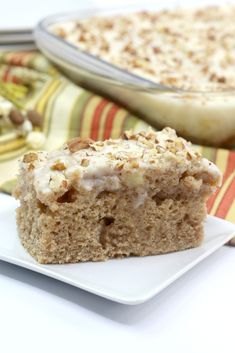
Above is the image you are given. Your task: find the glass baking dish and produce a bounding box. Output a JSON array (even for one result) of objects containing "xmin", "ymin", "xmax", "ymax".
[{"xmin": 34, "ymin": 1, "xmax": 235, "ymax": 147}]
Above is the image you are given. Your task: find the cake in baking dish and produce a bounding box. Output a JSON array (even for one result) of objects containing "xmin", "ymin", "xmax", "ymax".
[{"xmin": 51, "ymin": 6, "xmax": 235, "ymax": 91}]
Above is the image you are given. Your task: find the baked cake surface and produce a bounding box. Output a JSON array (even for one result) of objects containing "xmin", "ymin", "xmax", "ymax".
[
  {"xmin": 51, "ymin": 5, "xmax": 235, "ymax": 90},
  {"xmin": 14, "ymin": 128, "xmax": 221, "ymax": 264}
]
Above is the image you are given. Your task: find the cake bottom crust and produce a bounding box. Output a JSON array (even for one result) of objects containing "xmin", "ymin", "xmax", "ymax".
[{"xmin": 16, "ymin": 190, "xmax": 206, "ymax": 264}]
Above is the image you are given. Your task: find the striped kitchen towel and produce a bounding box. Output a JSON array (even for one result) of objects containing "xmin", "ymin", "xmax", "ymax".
[{"xmin": 0, "ymin": 50, "xmax": 234, "ymax": 245}]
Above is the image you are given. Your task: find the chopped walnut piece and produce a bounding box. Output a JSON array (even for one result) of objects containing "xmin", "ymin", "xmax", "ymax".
[
  {"xmin": 145, "ymin": 132, "xmax": 156, "ymax": 140},
  {"xmin": 28, "ymin": 163, "xmax": 35, "ymax": 172},
  {"xmin": 67, "ymin": 137, "xmax": 94, "ymax": 153},
  {"xmin": 207, "ymin": 33, "xmax": 215, "ymax": 41},
  {"xmin": 218, "ymin": 76, "xmax": 226, "ymax": 84},
  {"xmin": 81, "ymin": 158, "xmax": 89, "ymax": 167},
  {"xmin": 186, "ymin": 151, "xmax": 193, "ymax": 160},
  {"xmin": 23, "ymin": 152, "xmax": 38, "ymax": 163},
  {"xmin": 124, "ymin": 44, "xmax": 136, "ymax": 55},
  {"xmin": 78, "ymin": 33, "xmax": 86, "ymax": 42},
  {"xmin": 123, "ymin": 131, "xmax": 135, "ymax": 140},
  {"xmin": 115, "ymin": 162, "xmax": 124, "ymax": 170},
  {"xmin": 51, "ymin": 162, "xmax": 66, "ymax": 171},
  {"xmin": 152, "ymin": 46, "xmax": 161, "ymax": 54}
]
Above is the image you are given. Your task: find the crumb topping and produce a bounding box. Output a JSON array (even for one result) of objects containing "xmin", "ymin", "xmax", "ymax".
[
  {"xmin": 67, "ymin": 137, "xmax": 93, "ymax": 152},
  {"xmin": 50, "ymin": 5, "xmax": 235, "ymax": 90},
  {"xmin": 21, "ymin": 128, "xmax": 221, "ymax": 202}
]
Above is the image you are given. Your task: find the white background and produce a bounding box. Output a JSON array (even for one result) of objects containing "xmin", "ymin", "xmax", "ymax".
[{"xmin": 0, "ymin": 1, "xmax": 235, "ymax": 352}]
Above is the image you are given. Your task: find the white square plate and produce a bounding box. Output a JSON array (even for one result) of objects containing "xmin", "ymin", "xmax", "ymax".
[{"xmin": 0, "ymin": 193, "xmax": 235, "ymax": 305}]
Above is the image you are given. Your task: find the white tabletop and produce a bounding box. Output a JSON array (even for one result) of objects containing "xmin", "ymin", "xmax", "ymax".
[
  {"xmin": 1, "ymin": 243, "xmax": 235, "ymax": 352},
  {"xmin": 1, "ymin": 0, "xmax": 235, "ymax": 352}
]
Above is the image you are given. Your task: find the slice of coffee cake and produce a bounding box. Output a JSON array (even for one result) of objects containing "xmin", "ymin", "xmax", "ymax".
[{"xmin": 13, "ymin": 128, "xmax": 221, "ymax": 264}]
